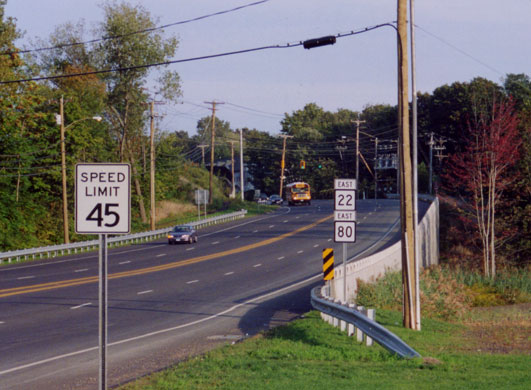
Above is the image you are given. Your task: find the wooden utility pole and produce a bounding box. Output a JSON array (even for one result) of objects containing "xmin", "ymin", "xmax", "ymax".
[
  {"xmin": 205, "ymin": 101, "xmax": 224, "ymax": 204},
  {"xmin": 149, "ymin": 101, "xmax": 156, "ymax": 231},
  {"xmin": 197, "ymin": 144, "xmax": 208, "ymax": 167},
  {"xmin": 229, "ymin": 141, "xmax": 237, "ymax": 198},
  {"xmin": 352, "ymin": 117, "xmax": 366, "ymax": 199},
  {"xmin": 60, "ymin": 96, "xmax": 69, "ymax": 244},
  {"xmin": 239, "ymin": 129, "xmax": 244, "ymax": 201},
  {"xmin": 398, "ymin": 0, "xmax": 419, "ymax": 330},
  {"xmin": 278, "ymin": 134, "xmax": 293, "ymax": 198}
]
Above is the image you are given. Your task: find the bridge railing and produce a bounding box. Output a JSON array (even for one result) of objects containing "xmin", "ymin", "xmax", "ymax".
[{"xmin": 0, "ymin": 209, "xmax": 247, "ymax": 264}]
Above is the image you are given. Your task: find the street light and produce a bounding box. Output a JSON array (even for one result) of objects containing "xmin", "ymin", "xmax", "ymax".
[{"xmin": 58, "ymin": 96, "xmax": 103, "ymax": 243}]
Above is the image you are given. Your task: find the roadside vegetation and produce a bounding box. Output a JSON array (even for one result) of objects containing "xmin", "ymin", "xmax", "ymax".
[{"xmin": 119, "ymin": 293, "xmax": 530, "ymax": 390}]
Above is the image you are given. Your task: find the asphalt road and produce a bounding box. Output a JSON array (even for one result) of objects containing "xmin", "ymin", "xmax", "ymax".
[{"xmin": 0, "ymin": 199, "xmax": 405, "ymax": 389}]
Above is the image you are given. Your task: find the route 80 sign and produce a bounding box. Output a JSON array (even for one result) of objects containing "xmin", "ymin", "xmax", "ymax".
[
  {"xmin": 75, "ymin": 163, "xmax": 131, "ymax": 234},
  {"xmin": 334, "ymin": 178, "xmax": 357, "ymax": 243}
]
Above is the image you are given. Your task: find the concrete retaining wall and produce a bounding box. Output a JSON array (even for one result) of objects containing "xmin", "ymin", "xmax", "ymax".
[{"xmin": 332, "ymin": 197, "xmax": 439, "ymax": 301}]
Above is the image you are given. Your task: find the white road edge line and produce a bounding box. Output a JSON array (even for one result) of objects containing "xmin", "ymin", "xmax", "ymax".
[
  {"xmin": 186, "ymin": 280, "xmax": 199, "ymax": 284},
  {"xmin": 137, "ymin": 290, "xmax": 153, "ymax": 295},
  {"xmin": 119, "ymin": 261, "xmax": 131, "ymax": 265},
  {"xmin": 70, "ymin": 303, "xmax": 91, "ymax": 310},
  {"xmin": 74, "ymin": 269, "xmax": 89, "ymax": 273},
  {"xmin": 156, "ymin": 254, "xmax": 166, "ymax": 258},
  {"xmin": 0, "ymin": 273, "xmax": 320, "ymax": 376},
  {"xmin": 224, "ymin": 272, "xmax": 234, "ymax": 276},
  {"xmin": 253, "ymin": 264, "xmax": 262, "ymax": 268},
  {"xmin": 17, "ymin": 276, "xmax": 35, "ymax": 280}
]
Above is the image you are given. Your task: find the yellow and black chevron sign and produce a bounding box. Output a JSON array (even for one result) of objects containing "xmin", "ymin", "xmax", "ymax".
[{"xmin": 322, "ymin": 248, "xmax": 334, "ymax": 281}]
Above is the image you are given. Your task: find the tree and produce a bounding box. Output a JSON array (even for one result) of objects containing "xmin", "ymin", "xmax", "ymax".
[
  {"xmin": 445, "ymin": 98, "xmax": 523, "ymax": 276},
  {"xmin": 93, "ymin": 1, "xmax": 182, "ymax": 223}
]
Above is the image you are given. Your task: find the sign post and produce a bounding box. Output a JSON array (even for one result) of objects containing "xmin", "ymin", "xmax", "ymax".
[
  {"xmin": 75, "ymin": 163, "xmax": 130, "ymax": 390},
  {"xmin": 333, "ymin": 179, "xmax": 356, "ymax": 302}
]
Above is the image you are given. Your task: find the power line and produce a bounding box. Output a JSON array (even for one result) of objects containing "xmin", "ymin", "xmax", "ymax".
[
  {"xmin": 6, "ymin": 0, "xmax": 271, "ymax": 56},
  {"xmin": 1, "ymin": 22, "xmax": 396, "ymax": 85}
]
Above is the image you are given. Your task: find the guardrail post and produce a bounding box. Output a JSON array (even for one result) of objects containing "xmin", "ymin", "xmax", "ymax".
[
  {"xmin": 356, "ymin": 305, "xmax": 364, "ymax": 342},
  {"xmin": 333, "ymin": 299, "xmax": 340, "ymax": 327},
  {"xmin": 340, "ymin": 300, "xmax": 347, "ymax": 331},
  {"xmin": 347, "ymin": 303, "xmax": 355, "ymax": 336},
  {"xmin": 366, "ymin": 309, "xmax": 375, "ymax": 346}
]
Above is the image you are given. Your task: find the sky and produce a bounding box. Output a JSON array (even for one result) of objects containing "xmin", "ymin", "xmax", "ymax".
[{"xmin": 5, "ymin": 0, "xmax": 531, "ymax": 136}]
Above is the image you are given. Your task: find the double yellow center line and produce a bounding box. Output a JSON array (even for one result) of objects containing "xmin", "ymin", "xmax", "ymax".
[{"xmin": 0, "ymin": 214, "xmax": 332, "ymax": 298}]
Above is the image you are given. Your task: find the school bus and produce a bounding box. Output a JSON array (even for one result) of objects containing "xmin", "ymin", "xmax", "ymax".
[{"xmin": 285, "ymin": 182, "xmax": 311, "ymax": 206}]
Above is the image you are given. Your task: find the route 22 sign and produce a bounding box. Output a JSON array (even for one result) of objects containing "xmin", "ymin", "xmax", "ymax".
[{"xmin": 75, "ymin": 163, "xmax": 131, "ymax": 234}]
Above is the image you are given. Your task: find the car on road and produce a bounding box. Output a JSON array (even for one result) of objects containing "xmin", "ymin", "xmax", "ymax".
[
  {"xmin": 167, "ymin": 225, "xmax": 197, "ymax": 244},
  {"xmin": 257, "ymin": 193, "xmax": 269, "ymax": 204},
  {"xmin": 268, "ymin": 194, "xmax": 283, "ymax": 205}
]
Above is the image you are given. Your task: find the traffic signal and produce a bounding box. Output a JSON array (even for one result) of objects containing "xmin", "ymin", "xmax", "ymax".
[
  {"xmin": 318, "ymin": 163, "xmax": 322, "ymax": 169},
  {"xmin": 300, "ymin": 160, "xmax": 306, "ymax": 169}
]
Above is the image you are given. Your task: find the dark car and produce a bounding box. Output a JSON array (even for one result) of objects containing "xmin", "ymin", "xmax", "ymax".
[
  {"xmin": 268, "ymin": 194, "xmax": 283, "ymax": 205},
  {"xmin": 167, "ymin": 225, "xmax": 197, "ymax": 245}
]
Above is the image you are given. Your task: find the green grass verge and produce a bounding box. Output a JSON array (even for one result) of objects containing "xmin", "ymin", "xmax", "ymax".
[{"xmin": 119, "ymin": 309, "xmax": 530, "ymax": 390}]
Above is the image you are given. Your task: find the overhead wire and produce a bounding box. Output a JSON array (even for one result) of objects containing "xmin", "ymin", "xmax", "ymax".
[{"xmin": 5, "ymin": 0, "xmax": 271, "ymax": 56}]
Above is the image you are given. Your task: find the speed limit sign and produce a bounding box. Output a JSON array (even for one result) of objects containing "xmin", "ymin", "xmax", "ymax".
[
  {"xmin": 75, "ymin": 163, "xmax": 131, "ymax": 234},
  {"xmin": 334, "ymin": 221, "xmax": 356, "ymax": 243}
]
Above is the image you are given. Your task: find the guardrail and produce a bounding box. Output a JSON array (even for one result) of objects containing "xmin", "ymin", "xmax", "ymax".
[
  {"xmin": 311, "ymin": 286, "xmax": 420, "ymax": 358},
  {"xmin": 0, "ymin": 209, "xmax": 247, "ymax": 264}
]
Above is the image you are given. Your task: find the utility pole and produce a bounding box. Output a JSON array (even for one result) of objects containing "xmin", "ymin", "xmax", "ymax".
[
  {"xmin": 239, "ymin": 128, "xmax": 244, "ymax": 201},
  {"xmin": 398, "ymin": 0, "xmax": 419, "ymax": 330},
  {"xmin": 149, "ymin": 101, "xmax": 156, "ymax": 231},
  {"xmin": 374, "ymin": 137, "xmax": 378, "ymax": 199},
  {"xmin": 205, "ymin": 101, "xmax": 224, "ymax": 204},
  {"xmin": 60, "ymin": 96, "xmax": 69, "ymax": 244},
  {"xmin": 352, "ymin": 117, "xmax": 366, "ymax": 198},
  {"xmin": 229, "ymin": 141, "xmax": 237, "ymax": 198},
  {"xmin": 427, "ymin": 132, "xmax": 435, "ymax": 195},
  {"xmin": 279, "ymin": 134, "xmax": 293, "ymax": 198},
  {"xmin": 197, "ymin": 144, "xmax": 208, "ymax": 167}
]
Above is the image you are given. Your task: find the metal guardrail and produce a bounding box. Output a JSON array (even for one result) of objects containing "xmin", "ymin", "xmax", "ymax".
[
  {"xmin": 0, "ymin": 209, "xmax": 247, "ymax": 264},
  {"xmin": 311, "ymin": 286, "xmax": 420, "ymax": 359}
]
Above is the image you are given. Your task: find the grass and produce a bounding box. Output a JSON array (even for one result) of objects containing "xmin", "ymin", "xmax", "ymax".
[
  {"xmin": 119, "ymin": 309, "xmax": 530, "ymax": 390},
  {"xmin": 118, "ymin": 265, "xmax": 530, "ymax": 390}
]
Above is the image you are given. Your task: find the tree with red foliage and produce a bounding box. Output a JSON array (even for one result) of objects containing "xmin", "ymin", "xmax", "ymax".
[{"xmin": 446, "ymin": 98, "xmax": 523, "ymax": 277}]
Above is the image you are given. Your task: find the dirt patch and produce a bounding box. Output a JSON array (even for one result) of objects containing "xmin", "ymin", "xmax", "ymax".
[{"xmin": 460, "ymin": 303, "xmax": 531, "ymax": 354}]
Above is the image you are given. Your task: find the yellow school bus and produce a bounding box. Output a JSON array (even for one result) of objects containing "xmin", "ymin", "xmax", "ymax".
[{"xmin": 285, "ymin": 182, "xmax": 311, "ymax": 206}]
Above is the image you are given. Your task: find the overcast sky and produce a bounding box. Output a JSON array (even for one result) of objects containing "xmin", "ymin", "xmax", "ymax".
[{"xmin": 5, "ymin": 0, "xmax": 531, "ymax": 136}]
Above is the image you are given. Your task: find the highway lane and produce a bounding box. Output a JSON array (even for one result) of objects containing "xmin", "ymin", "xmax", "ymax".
[{"xmin": 0, "ymin": 199, "xmax": 404, "ymax": 389}]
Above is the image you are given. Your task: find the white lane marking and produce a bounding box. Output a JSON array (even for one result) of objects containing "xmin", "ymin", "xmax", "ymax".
[
  {"xmin": 17, "ymin": 276, "xmax": 35, "ymax": 280},
  {"xmin": 277, "ymin": 256, "xmax": 285, "ymax": 260},
  {"xmin": 186, "ymin": 280, "xmax": 199, "ymax": 284},
  {"xmin": 75, "ymin": 269, "xmax": 89, "ymax": 273},
  {"xmin": 327, "ymin": 239, "xmax": 332, "ymax": 242},
  {"xmin": 253, "ymin": 264, "xmax": 262, "ymax": 268},
  {"xmin": 252, "ymin": 230, "xmax": 258, "ymax": 233},
  {"xmin": 137, "ymin": 290, "xmax": 153, "ymax": 295},
  {"xmin": 296, "ymin": 216, "xmax": 300, "ymax": 219},
  {"xmin": 186, "ymin": 247, "xmax": 195, "ymax": 251},
  {"xmin": 313, "ymin": 244, "xmax": 319, "ymax": 248},
  {"xmin": 119, "ymin": 261, "xmax": 131, "ymax": 265},
  {"xmin": 224, "ymin": 272, "xmax": 234, "ymax": 276},
  {"xmin": 71, "ymin": 303, "xmax": 91, "ymax": 310},
  {"xmin": 0, "ymin": 273, "xmax": 321, "ymax": 376},
  {"xmin": 234, "ymin": 235, "xmax": 240, "ymax": 239},
  {"xmin": 212, "ymin": 241, "xmax": 220, "ymax": 245},
  {"xmin": 297, "ymin": 250, "xmax": 304, "ymax": 254},
  {"xmin": 156, "ymin": 254, "xmax": 166, "ymax": 258},
  {"xmin": 0, "ymin": 321, "xmax": 5, "ymax": 324},
  {"xmin": 283, "ymin": 220, "xmax": 288, "ymax": 223},
  {"xmin": 268, "ymin": 225, "xmax": 275, "ymax": 228}
]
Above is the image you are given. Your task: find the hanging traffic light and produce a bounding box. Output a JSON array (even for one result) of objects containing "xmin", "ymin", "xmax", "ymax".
[{"xmin": 300, "ymin": 160, "xmax": 306, "ymax": 169}]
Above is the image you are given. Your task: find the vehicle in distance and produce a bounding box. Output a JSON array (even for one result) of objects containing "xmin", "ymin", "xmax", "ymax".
[
  {"xmin": 285, "ymin": 182, "xmax": 311, "ymax": 206},
  {"xmin": 268, "ymin": 194, "xmax": 283, "ymax": 205},
  {"xmin": 167, "ymin": 225, "xmax": 197, "ymax": 244},
  {"xmin": 257, "ymin": 193, "xmax": 269, "ymax": 204}
]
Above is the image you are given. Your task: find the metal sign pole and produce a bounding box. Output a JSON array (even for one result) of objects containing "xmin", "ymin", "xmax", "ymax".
[
  {"xmin": 343, "ymin": 243, "xmax": 347, "ymax": 302},
  {"xmin": 99, "ymin": 234, "xmax": 108, "ymax": 390}
]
